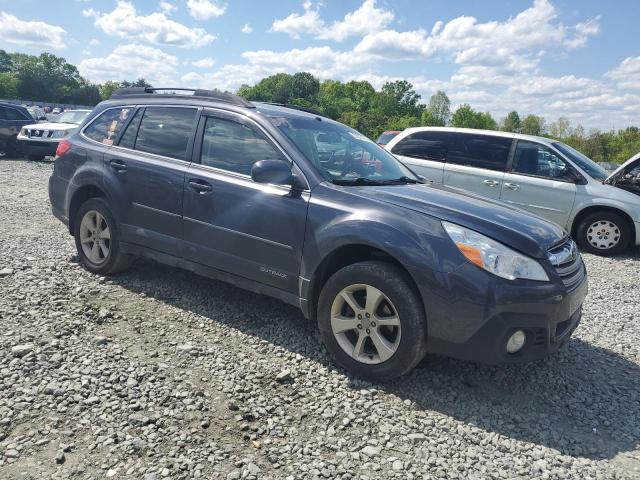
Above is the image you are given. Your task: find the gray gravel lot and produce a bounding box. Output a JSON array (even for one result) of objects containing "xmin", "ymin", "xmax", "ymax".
[{"xmin": 0, "ymin": 158, "xmax": 639, "ymax": 479}]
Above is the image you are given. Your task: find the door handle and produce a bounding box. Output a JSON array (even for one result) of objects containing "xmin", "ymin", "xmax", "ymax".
[
  {"xmin": 188, "ymin": 179, "xmax": 213, "ymax": 194},
  {"xmin": 109, "ymin": 159, "xmax": 127, "ymax": 173},
  {"xmin": 504, "ymin": 182, "xmax": 520, "ymax": 191},
  {"xmin": 483, "ymin": 179, "xmax": 499, "ymax": 187}
]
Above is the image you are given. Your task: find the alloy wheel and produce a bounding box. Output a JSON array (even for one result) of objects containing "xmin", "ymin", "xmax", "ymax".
[
  {"xmin": 330, "ymin": 284, "xmax": 401, "ymax": 364},
  {"xmin": 79, "ymin": 210, "xmax": 111, "ymax": 264}
]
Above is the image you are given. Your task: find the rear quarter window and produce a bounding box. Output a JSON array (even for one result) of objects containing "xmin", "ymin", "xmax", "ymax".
[
  {"xmin": 391, "ymin": 131, "xmax": 454, "ymax": 162},
  {"xmin": 83, "ymin": 107, "xmax": 134, "ymax": 146}
]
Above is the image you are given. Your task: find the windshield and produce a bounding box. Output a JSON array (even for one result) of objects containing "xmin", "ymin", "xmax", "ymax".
[
  {"xmin": 553, "ymin": 142, "xmax": 608, "ymax": 181},
  {"xmin": 268, "ymin": 115, "xmax": 418, "ymax": 184},
  {"xmin": 57, "ymin": 111, "xmax": 90, "ymax": 125}
]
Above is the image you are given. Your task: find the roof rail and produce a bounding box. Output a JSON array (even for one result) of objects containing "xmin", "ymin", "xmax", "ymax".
[
  {"xmin": 110, "ymin": 87, "xmax": 254, "ymax": 108},
  {"xmin": 261, "ymin": 102, "xmax": 326, "ymax": 118}
]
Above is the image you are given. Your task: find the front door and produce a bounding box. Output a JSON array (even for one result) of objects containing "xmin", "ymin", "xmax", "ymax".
[
  {"xmin": 500, "ymin": 140, "xmax": 577, "ymax": 227},
  {"xmin": 443, "ymin": 133, "xmax": 513, "ymax": 200},
  {"xmin": 94, "ymin": 105, "xmax": 199, "ymax": 256},
  {"xmin": 182, "ymin": 110, "xmax": 309, "ymax": 293}
]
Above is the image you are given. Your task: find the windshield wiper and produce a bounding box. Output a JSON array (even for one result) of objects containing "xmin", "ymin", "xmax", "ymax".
[
  {"xmin": 381, "ymin": 176, "xmax": 424, "ymax": 185},
  {"xmin": 332, "ymin": 177, "xmax": 386, "ymax": 186}
]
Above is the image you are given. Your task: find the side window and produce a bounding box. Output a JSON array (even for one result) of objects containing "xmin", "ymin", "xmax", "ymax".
[
  {"xmin": 448, "ymin": 134, "xmax": 512, "ymax": 171},
  {"xmin": 391, "ymin": 131, "xmax": 454, "ymax": 162},
  {"xmin": 134, "ymin": 107, "xmax": 197, "ymax": 161},
  {"xmin": 84, "ymin": 107, "xmax": 134, "ymax": 145},
  {"xmin": 200, "ymin": 116, "xmax": 284, "ymax": 175},
  {"xmin": 5, "ymin": 107, "xmax": 28, "ymax": 121},
  {"xmin": 117, "ymin": 109, "xmax": 142, "ymax": 149},
  {"xmin": 512, "ymin": 141, "xmax": 573, "ymax": 181}
]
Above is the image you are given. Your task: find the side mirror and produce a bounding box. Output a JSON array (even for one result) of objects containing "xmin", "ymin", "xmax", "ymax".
[{"xmin": 251, "ymin": 159, "xmax": 295, "ymax": 186}]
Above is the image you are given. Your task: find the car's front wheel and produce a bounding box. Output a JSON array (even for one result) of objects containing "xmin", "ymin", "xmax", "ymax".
[
  {"xmin": 317, "ymin": 261, "xmax": 427, "ymax": 381},
  {"xmin": 74, "ymin": 198, "xmax": 132, "ymax": 275},
  {"xmin": 576, "ymin": 211, "xmax": 630, "ymax": 256}
]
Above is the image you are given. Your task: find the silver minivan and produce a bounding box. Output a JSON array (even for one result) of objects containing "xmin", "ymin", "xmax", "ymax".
[{"xmin": 386, "ymin": 127, "xmax": 640, "ymax": 256}]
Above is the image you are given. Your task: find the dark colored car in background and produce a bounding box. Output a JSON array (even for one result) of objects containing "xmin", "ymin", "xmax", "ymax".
[
  {"xmin": 376, "ymin": 130, "xmax": 400, "ymax": 147},
  {"xmin": 48, "ymin": 88, "xmax": 588, "ymax": 381},
  {"xmin": 0, "ymin": 102, "xmax": 33, "ymax": 156}
]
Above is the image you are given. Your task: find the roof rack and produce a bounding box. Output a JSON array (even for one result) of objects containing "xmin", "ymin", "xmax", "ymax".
[
  {"xmin": 260, "ymin": 102, "xmax": 326, "ymax": 118},
  {"xmin": 110, "ymin": 87, "xmax": 254, "ymax": 108}
]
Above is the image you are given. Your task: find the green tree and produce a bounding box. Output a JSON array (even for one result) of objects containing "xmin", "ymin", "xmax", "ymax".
[
  {"xmin": 422, "ymin": 90, "xmax": 450, "ymax": 126},
  {"xmin": 521, "ymin": 114, "xmax": 545, "ymax": 136},
  {"xmin": 502, "ymin": 111, "xmax": 521, "ymax": 132},
  {"xmin": 548, "ymin": 117, "xmax": 572, "ymax": 138},
  {"xmin": 12, "ymin": 52, "xmax": 83, "ymax": 102},
  {"xmin": 99, "ymin": 81, "xmax": 120, "ymax": 100},
  {"xmin": 120, "ymin": 78, "xmax": 152, "ymax": 88},
  {"xmin": 0, "ymin": 71, "xmax": 19, "ymax": 99},
  {"xmin": 379, "ymin": 80, "xmax": 422, "ymax": 117},
  {"xmin": 478, "ymin": 112, "xmax": 498, "ymax": 130},
  {"xmin": 0, "ymin": 49, "xmax": 13, "ymax": 73}
]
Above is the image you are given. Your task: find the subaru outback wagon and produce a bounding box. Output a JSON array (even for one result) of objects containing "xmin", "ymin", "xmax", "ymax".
[
  {"xmin": 386, "ymin": 127, "xmax": 640, "ymax": 256},
  {"xmin": 49, "ymin": 88, "xmax": 588, "ymax": 381}
]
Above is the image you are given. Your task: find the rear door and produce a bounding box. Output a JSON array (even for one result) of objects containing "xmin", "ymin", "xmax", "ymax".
[
  {"xmin": 99, "ymin": 105, "xmax": 199, "ymax": 256},
  {"xmin": 500, "ymin": 140, "xmax": 577, "ymax": 227},
  {"xmin": 389, "ymin": 130, "xmax": 454, "ymax": 184},
  {"xmin": 182, "ymin": 109, "xmax": 309, "ymax": 293},
  {"xmin": 443, "ymin": 133, "xmax": 513, "ymax": 199}
]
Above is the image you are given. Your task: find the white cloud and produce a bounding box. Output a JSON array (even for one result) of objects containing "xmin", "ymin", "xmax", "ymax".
[
  {"xmin": 84, "ymin": 1, "xmax": 214, "ymax": 48},
  {"xmin": 192, "ymin": 57, "xmax": 215, "ymax": 68},
  {"xmin": 241, "ymin": 23, "xmax": 253, "ymax": 34},
  {"xmin": 78, "ymin": 43, "xmax": 178, "ymax": 84},
  {"xmin": 159, "ymin": 1, "xmax": 176, "ymax": 14},
  {"xmin": 564, "ymin": 16, "xmax": 600, "ymax": 49},
  {"xmin": 89, "ymin": 38, "xmax": 100, "ymax": 46},
  {"xmin": 271, "ymin": 0, "xmax": 393, "ymax": 41},
  {"xmin": 606, "ymin": 56, "xmax": 640, "ymax": 90},
  {"xmin": 186, "ymin": 0, "xmax": 226, "ymax": 20},
  {"xmin": 0, "ymin": 11, "xmax": 67, "ymax": 49},
  {"xmin": 318, "ymin": 0, "xmax": 394, "ymax": 42},
  {"xmin": 270, "ymin": 2, "xmax": 322, "ymax": 39}
]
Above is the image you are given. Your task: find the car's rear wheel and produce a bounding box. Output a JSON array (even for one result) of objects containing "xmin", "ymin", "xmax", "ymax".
[
  {"xmin": 576, "ymin": 211, "xmax": 630, "ymax": 256},
  {"xmin": 317, "ymin": 261, "xmax": 427, "ymax": 381},
  {"xmin": 74, "ymin": 198, "xmax": 131, "ymax": 275}
]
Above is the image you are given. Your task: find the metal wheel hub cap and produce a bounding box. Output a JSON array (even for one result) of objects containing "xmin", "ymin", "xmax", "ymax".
[
  {"xmin": 586, "ymin": 220, "xmax": 620, "ymax": 250},
  {"xmin": 80, "ymin": 210, "xmax": 111, "ymax": 264},
  {"xmin": 330, "ymin": 284, "xmax": 401, "ymax": 365}
]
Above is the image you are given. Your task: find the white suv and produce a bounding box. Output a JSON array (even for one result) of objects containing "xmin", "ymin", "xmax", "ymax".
[{"xmin": 386, "ymin": 127, "xmax": 640, "ymax": 256}]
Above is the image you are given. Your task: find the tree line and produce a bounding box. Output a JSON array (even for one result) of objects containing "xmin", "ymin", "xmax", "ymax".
[{"xmin": 0, "ymin": 49, "xmax": 637, "ymax": 164}]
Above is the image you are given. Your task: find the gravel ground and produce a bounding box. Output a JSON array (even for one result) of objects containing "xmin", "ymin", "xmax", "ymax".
[{"xmin": 0, "ymin": 158, "xmax": 639, "ymax": 480}]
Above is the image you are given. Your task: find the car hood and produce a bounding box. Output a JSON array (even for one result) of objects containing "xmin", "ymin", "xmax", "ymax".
[
  {"xmin": 356, "ymin": 183, "xmax": 567, "ymax": 259},
  {"xmin": 22, "ymin": 122, "xmax": 79, "ymax": 130},
  {"xmin": 606, "ymin": 153, "xmax": 640, "ymax": 183}
]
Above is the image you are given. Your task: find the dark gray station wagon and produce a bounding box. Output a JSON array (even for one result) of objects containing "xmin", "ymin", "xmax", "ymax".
[{"xmin": 49, "ymin": 88, "xmax": 588, "ymax": 380}]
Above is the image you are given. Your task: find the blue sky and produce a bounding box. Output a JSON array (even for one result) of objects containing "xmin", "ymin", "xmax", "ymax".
[{"xmin": 0, "ymin": 0, "xmax": 639, "ymax": 129}]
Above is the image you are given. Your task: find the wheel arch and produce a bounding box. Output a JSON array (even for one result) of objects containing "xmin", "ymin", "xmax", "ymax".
[
  {"xmin": 307, "ymin": 243, "xmax": 424, "ymax": 322},
  {"xmin": 570, "ymin": 205, "xmax": 636, "ymax": 249},
  {"xmin": 67, "ymin": 184, "xmax": 108, "ymax": 234}
]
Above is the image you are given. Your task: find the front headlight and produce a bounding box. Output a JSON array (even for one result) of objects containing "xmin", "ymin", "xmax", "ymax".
[
  {"xmin": 442, "ymin": 221, "xmax": 549, "ymax": 281},
  {"xmin": 51, "ymin": 130, "xmax": 68, "ymax": 139}
]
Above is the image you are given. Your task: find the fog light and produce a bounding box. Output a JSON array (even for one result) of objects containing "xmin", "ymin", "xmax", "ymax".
[{"xmin": 506, "ymin": 330, "xmax": 526, "ymax": 354}]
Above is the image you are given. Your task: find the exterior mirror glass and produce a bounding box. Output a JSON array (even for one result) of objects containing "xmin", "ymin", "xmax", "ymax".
[{"xmin": 251, "ymin": 159, "xmax": 294, "ymax": 186}]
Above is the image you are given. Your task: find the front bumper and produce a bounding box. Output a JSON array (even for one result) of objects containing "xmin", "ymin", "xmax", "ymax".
[
  {"xmin": 18, "ymin": 138, "xmax": 58, "ymax": 157},
  {"xmin": 421, "ymin": 257, "xmax": 588, "ymax": 364}
]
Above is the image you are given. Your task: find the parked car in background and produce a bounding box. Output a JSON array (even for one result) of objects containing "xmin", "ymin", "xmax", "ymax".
[
  {"xmin": 52, "ymin": 107, "xmax": 62, "ymax": 114},
  {"xmin": 48, "ymin": 88, "xmax": 587, "ymax": 380},
  {"xmin": 26, "ymin": 106, "xmax": 47, "ymax": 123},
  {"xmin": 376, "ymin": 130, "xmax": 400, "ymax": 147},
  {"xmin": 18, "ymin": 109, "xmax": 91, "ymax": 161},
  {"xmin": 386, "ymin": 127, "xmax": 640, "ymax": 256},
  {"xmin": 0, "ymin": 102, "xmax": 33, "ymax": 156}
]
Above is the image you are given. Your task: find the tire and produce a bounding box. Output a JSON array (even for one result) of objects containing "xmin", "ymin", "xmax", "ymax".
[
  {"xmin": 28, "ymin": 154, "xmax": 45, "ymax": 161},
  {"xmin": 74, "ymin": 197, "xmax": 132, "ymax": 275},
  {"xmin": 575, "ymin": 211, "xmax": 631, "ymax": 256},
  {"xmin": 4, "ymin": 136, "xmax": 19, "ymax": 157},
  {"xmin": 317, "ymin": 261, "xmax": 427, "ymax": 381}
]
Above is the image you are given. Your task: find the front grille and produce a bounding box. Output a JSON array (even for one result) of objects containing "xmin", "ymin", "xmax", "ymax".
[
  {"xmin": 27, "ymin": 129, "xmax": 54, "ymax": 138},
  {"xmin": 548, "ymin": 239, "xmax": 585, "ymax": 290}
]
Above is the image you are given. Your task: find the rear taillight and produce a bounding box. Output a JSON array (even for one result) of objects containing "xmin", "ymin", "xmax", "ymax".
[{"xmin": 55, "ymin": 139, "xmax": 71, "ymax": 159}]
